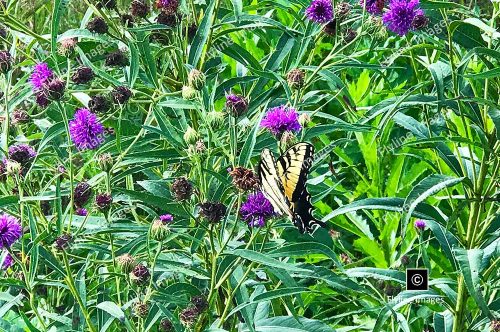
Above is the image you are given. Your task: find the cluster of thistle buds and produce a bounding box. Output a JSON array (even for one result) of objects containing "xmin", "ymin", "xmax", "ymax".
[
  {"xmin": 182, "ymin": 68, "xmax": 205, "ymax": 100},
  {"xmin": 116, "ymin": 254, "xmax": 152, "ymax": 287}
]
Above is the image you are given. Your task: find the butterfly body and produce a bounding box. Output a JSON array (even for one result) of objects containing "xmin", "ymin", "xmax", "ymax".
[{"xmin": 258, "ymin": 142, "xmax": 326, "ymax": 233}]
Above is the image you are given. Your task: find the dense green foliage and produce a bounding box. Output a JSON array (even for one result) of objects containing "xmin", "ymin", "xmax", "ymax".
[{"xmin": 0, "ymin": 0, "xmax": 499, "ymax": 331}]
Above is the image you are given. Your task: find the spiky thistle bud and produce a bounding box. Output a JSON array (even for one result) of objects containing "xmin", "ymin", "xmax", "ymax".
[
  {"xmin": 183, "ymin": 126, "xmax": 198, "ymax": 145},
  {"xmin": 98, "ymin": 153, "xmax": 113, "ymax": 172},
  {"xmin": 131, "ymin": 0, "xmax": 150, "ymax": 18},
  {"xmin": 205, "ymin": 111, "xmax": 224, "ymax": 128},
  {"xmin": 111, "ymin": 86, "xmax": 132, "ymax": 104},
  {"xmin": 199, "ymin": 202, "xmax": 227, "ymax": 224},
  {"xmin": 72, "ymin": 67, "xmax": 94, "ymax": 84},
  {"xmin": 130, "ymin": 263, "xmax": 150, "ymax": 285},
  {"xmin": 171, "ymin": 177, "xmax": 193, "ymax": 201},
  {"xmin": 188, "ymin": 69, "xmax": 205, "ymax": 90},
  {"xmin": 0, "ymin": 50, "xmax": 12, "ymax": 74},
  {"xmin": 133, "ymin": 301, "xmax": 149, "ymax": 318},
  {"xmin": 116, "ymin": 254, "xmax": 136, "ymax": 274},
  {"xmin": 151, "ymin": 219, "xmax": 170, "ymax": 241},
  {"xmin": 105, "ymin": 50, "xmax": 129, "ymax": 67},
  {"xmin": 87, "ymin": 17, "xmax": 108, "ymax": 34},
  {"xmin": 11, "ymin": 109, "xmax": 30, "ymax": 125},
  {"xmin": 228, "ymin": 167, "xmax": 259, "ymax": 191},
  {"xmin": 89, "ymin": 95, "xmax": 112, "ymax": 113},
  {"xmin": 286, "ymin": 69, "xmax": 305, "ymax": 90},
  {"xmin": 74, "ymin": 182, "xmax": 92, "ymax": 208},
  {"xmin": 181, "ymin": 85, "xmax": 197, "ymax": 100},
  {"xmin": 225, "ymin": 94, "xmax": 248, "ymax": 117},
  {"xmin": 54, "ymin": 233, "xmax": 73, "ymax": 251},
  {"xmin": 46, "ymin": 78, "xmax": 65, "ymax": 100},
  {"xmin": 95, "ymin": 193, "xmax": 113, "ymax": 211}
]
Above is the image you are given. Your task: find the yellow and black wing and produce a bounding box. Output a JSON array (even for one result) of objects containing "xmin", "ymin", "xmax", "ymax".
[
  {"xmin": 258, "ymin": 148, "xmax": 292, "ymax": 217},
  {"xmin": 258, "ymin": 142, "xmax": 326, "ymax": 233}
]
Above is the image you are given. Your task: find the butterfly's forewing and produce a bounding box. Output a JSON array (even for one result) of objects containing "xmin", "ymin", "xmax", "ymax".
[
  {"xmin": 276, "ymin": 143, "xmax": 326, "ymax": 233},
  {"xmin": 258, "ymin": 148, "xmax": 292, "ymax": 217}
]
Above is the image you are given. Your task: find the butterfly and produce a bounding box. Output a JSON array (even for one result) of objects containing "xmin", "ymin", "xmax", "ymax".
[{"xmin": 257, "ymin": 142, "xmax": 326, "ymax": 233}]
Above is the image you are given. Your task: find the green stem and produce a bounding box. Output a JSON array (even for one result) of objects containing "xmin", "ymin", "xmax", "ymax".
[{"xmin": 62, "ymin": 251, "xmax": 97, "ymax": 332}]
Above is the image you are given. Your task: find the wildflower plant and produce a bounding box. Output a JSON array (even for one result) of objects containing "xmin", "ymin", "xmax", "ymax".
[{"xmin": 0, "ymin": 0, "xmax": 498, "ymax": 331}]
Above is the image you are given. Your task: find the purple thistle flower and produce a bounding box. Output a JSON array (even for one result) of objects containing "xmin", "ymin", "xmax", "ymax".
[
  {"xmin": 8, "ymin": 144, "xmax": 37, "ymax": 167},
  {"xmin": 414, "ymin": 219, "xmax": 426, "ymax": 230},
  {"xmin": 0, "ymin": 214, "xmax": 22, "ymax": 249},
  {"xmin": 240, "ymin": 192, "xmax": 275, "ymax": 228},
  {"xmin": 69, "ymin": 108, "xmax": 105, "ymax": 150},
  {"xmin": 360, "ymin": 0, "xmax": 385, "ymax": 14},
  {"xmin": 30, "ymin": 63, "xmax": 54, "ymax": 91},
  {"xmin": 382, "ymin": 0, "xmax": 424, "ymax": 36},
  {"xmin": 2, "ymin": 253, "xmax": 13, "ymax": 270},
  {"xmin": 261, "ymin": 105, "xmax": 302, "ymax": 138},
  {"xmin": 159, "ymin": 214, "xmax": 174, "ymax": 224},
  {"xmin": 76, "ymin": 208, "xmax": 88, "ymax": 216},
  {"xmin": 305, "ymin": 0, "xmax": 334, "ymax": 24}
]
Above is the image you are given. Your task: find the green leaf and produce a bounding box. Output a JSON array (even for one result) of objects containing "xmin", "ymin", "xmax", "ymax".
[
  {"xmin": 402, "ymin": 175, "xmax": 464, "ymax": 236},
  {"xmin": 453, "ymin": 248, "xmax": 491, "ymax": 318},
  {"xmin": 322, "ymin": 197, "xmax": 447, "ymax": 225},
  {"xmin": 228, "ymin": 249, "xmax": 310, "ymax": 273},
  {"xmin": 269, "ymin": 242, "xmax": 343, "ymax": 270},
  {"xmin": 96, "ymin": 301, "xmax": 125, "ymax": 322},
  {"xmin": 248, "ymin": 316, "xmax": 336, "ymax": 332},
  {"xmin": 189, "ymin": 0, "xmax": 216, "ymax": 67}
]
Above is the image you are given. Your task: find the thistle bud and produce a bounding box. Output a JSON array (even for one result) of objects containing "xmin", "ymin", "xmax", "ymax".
[
  {"xmin": 116, "ymin": 254, "xmax": 136, "ymax": 274},
  {"xmin": 411, "ymin": 14, "xmax": 429, "ymax": 30},
  {"xmin": 0, "ymin": 50, "xmax": 12, "ymax": 74},
  {"xmin": 343, "ymin": 28, "xmax": 357, "ymax": 43},
  {"xmin": 95, "ymin": 193, "xmax": 113, "ymax": 211},
  {"xmin": 171, "ymin": 177, "xmax": 193, "ymax": 201},
  {"xmin": 182, "ymin": 85, "xmax": 197, "ymax": 100},
  {"xmin": 340, "ymin": 253, "xmax": 351, "ymax": 264},
  {"xmin": 335, "ymin": 2, "xmax": 351, "ymax": 21},
  {"xmin": 179, "ymin": 306, "xmax": 199, "ymax": 327},
  {"xmin": 323, "ymin": 19, "xmax": 337, "ymax": 36},
  {"xmin": 183, "ymin": 126, "xmax": 198, "ymax": 145},
  {"xmin": 298, "ymin": 113, "xmax": 311, "ymax": 127},
  {"xmin": 491, "ymin": 321, "xmax": 500, "ymax": 332},
  {"xmin": 46, "ymin": 78, "xmax": 65, "ymax": 100},
  {"xmin": 225, "ymin": 94, "xmax": 248, "ymax": 117},
  {"xmin": 58, "ymin": 38, "xmax": 77, "ymax": 56},
  {"xmin": 133, "ymin": 301, "xmax": 149, "ymax": 318},
  {"xmin": 280, "ymin": 131, "xmax": 298, "ymax": 150},
  {"xmin": 228, "ymin": 166, "xmax": 259, "ymax": 191},
  {"xmin": 329, "ymin": 229, "xmax": 340, "ymax": 240},
  {"xmin": 131, "ymin": 0, "xmax": 150, "ymax": 18},
  {"xmin": 54, "ymin": 233, "xmax": 73, "ymax": 251},
  {"xmin": 87, "ymin": 17, "xmax": 108, "ymax": 34},
  {"xmin": 414, "ymin": 219, "xmax": 426, "ymax": 230},
  {"xmin": 97, "ymin": 0, "xmax": 117, "ymax": 9},
  {"xmin": 130, "ymin": 263, "xmax": 150, "ymax": 285},
  {"xmin": 286, "ymin": 69, "xmax": 305, "ymax": 90},
  {"xmin": 205, "ymin": 111, "xmax": 224, "ymax": 128},
  {"xmin": 76, "ymin": 208, "xmax": 88, "ymax": 216},
  {"xmin": 98, "ymin": 153, "xmax": 113, "ymax": 172},
  {"xmin": 11, "ymin": 109, "xmax": 30, "ymax": 125},
  {"xmin": 105, "ymin": 50, "xmax": 129, "ymax": 67},
  {"xmin": 151, "ymin": 219, "xmax": 170, "ymax": 241},
  {"xmin": 72, "ymin": 67, "xmax": 94, "ymax": 84},
  {"xmin": 111, "ymin": 86, "xmax": 132, "ymax": 104},
  {"xmin": 74, "ymin": 182, "xmax": 92, "ymax": 208},
  {"xmin": 159, "ymin": 319, "xmax": 173, "ymax": 332},
  {"xmin": 188, "ymin": 69, "xmax": 205, "ymax": 90},
  {"xmin": 159, "ymin": 214, "xmax": 174, "ymax": 224},
  {"xmin": 5, "ymin": 160, "xmax": 21, "ymax": 176},
  {"xmin": 199, "ymin": 202, "xmax": 227, "ymax": 224},
  {"xmin": 89, "ymin": 95, "xmax": 112, "ymax": 113}
]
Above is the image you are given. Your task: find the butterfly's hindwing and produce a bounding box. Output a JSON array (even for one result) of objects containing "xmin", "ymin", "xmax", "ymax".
[{"xmin": 258, "ymin": 142, "xmax": 326, "ymax": 234}]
